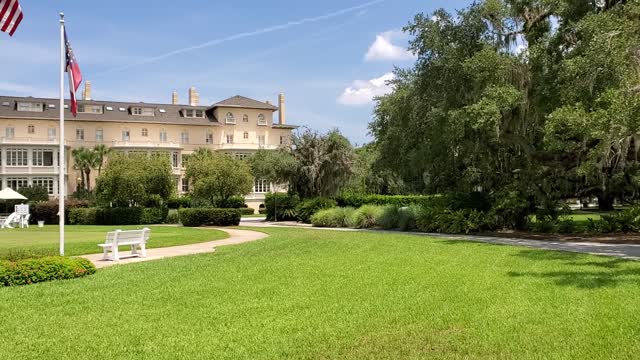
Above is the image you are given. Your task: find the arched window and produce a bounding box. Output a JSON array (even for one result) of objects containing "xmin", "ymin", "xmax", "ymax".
[
  {"xmin": 242, "ymin": 114, "xmax": 249, "ymax": 122},
  {"xmin": 257, "ymin": 114, "xmax": 266, "ymax": 125},
  {"xmin": 225, "ymin": 112, "xmax": 235, "ymax": 124}
]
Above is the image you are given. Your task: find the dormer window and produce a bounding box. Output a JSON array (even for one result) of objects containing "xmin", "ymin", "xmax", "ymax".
[
  {"xmin": 258, "ymin": 114, "xmax": 267, "ymax": 126},
  {"xmin": 132, "ymin": 107, "xmax": 154, "ymax": 116},
  {"xmin": 78, "ymin": 104, "xmax": 103, "ymax": 114},
  {"xmin": 17, "ymin": 102, "xmax": 43, "ymax": 112},
  {"xmin": 184, "ymin": 109, "xmax": 204, "ymax": 118},
  {"xmin": 225, "ymin": 112, "xmax": 236, "ymax": 124}
]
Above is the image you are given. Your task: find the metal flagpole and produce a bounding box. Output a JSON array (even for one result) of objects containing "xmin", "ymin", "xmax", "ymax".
[{"xmin": 59, "ymin": 12, "xmax": 65, "ymax": 256}]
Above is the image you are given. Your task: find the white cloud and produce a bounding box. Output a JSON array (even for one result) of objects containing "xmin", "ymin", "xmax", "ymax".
[
  {"xmin": 364, "ymin": 31, "xmax": 415, "ymax": 62},
  {"xmin": 337, "ymin": 72, "xmax": 395, "ymax": 106}
]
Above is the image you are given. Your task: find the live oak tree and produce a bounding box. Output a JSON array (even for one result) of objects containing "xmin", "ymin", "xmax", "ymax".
[
  {"xmin": 370, "ymin": 0, "xmax": 640, "ymax": 210},
  {"xmin": 185, "ymin": 149, "xmax": 254, "ymax": 206}
]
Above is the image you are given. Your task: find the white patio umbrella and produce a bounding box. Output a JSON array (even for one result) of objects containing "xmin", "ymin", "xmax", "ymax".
[{"xmin": 0, "ymin": 188, "xmax": 27, "ymax": 201}]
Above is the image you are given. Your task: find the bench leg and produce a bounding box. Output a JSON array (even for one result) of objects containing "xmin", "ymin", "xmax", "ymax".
[
  {"xmin": 112, "ymin": 246, "xmax": 119, "ymax": 262},
  {"xmin": 140, "ymin": 243, "xmax": 147, "ymax": 258},
  {"xmin": 102, "ymin": 246, "xmax": 109, "ymax": 260},
  {"xmin": 130, "ymin": 244, "xmax": 138, "ymax": 256}
]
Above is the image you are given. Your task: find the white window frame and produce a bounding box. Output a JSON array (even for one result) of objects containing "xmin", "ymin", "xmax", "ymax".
[
  {"xmin": 122, "ymin": 130, "xmax": 131, "ymax": 141},
  {"xmin": 32, "ymin": 149, "xmax": 54, "ymax": 167},
  {"xmin": 95, "ymin": 128, "xmax": 104, "ymax": 142},
  {"xmin": 142, "ymin": 128, "xmax": 149, "ymax": 137},
  {"xmin": 6, "ymin": 177, "xmax": 28, "ymax": 190},
  {"xmin": 27, "ymin": 125, "xmax": 35, "ymax": 134},
  {"xmin": 226, "ymin": 134, "xmax": 234, "ymax": 144},
  {"xmin": 76, "ymin": 128, "xmax": 85, "ymax": 141},
  {"xmin": 253, "ymin": 178, "xmax": 271, "ymax": 193},
  {"xmin": 17, "ymin": 102, "xmax": 43, "ymax": 112},
  {"xmin": 32, "ymin": 177, "xmax": 54, "ymax": 195},
  {"xmin": 172, "ymin": 151, "xmax": 179, "ymax": 168},
  {"xmin": 225, "ymin": 112, "xmax": 236, "ymax": 124},
  {"xmin": 160, "ymin": 131, "xmax": 168, "ymax": 143},
  {"xmin": 48, "ymin": 128, "xmax": 56, "ymax": 141},
  {"xmin": 243, "ymin": 132, "xmax": 249, "ymax": 140},
  {"xmin": 181, "ymin": 178, "xmax": 189, "ymax": 193},
  {"xmin": 6, "ymin": 148, "xmax": 28, "ymax": 166},
  {"xmin": 257, "ymin": 114, "xmax": 267, "ymax": 126},
  {"xmin": 242, "ymin": 114, "xmax": 249, "ymax": 122},
  {"xmin": 181, "ymin": 132, "xmax": 189, "ymax": 144},
  {"xmin": 5, "ymin": 127, "xmax": 15, "ymax": 139}
]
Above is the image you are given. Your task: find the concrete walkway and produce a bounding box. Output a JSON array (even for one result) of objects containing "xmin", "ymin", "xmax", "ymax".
[
  {"xmin": 240, "ymin": 219, "xmax": 640, "ymax": 260},
  {"xmin": 81, "ymin": 228, "xmax": 268, "ymax": 269}
]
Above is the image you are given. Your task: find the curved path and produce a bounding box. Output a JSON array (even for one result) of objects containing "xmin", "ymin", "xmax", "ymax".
[{"xmin": 81, "ymin": 228, "xmax": 268, "ymax": 269}]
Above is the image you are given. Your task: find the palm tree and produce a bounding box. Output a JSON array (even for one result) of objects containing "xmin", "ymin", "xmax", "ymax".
[
  {"xmin": 93, "ymin": 144, "xmax": 111, "ymax": 176},
  {"xmin": 71, "ymin": 148, "xmax": 87, "ymax": 191}
]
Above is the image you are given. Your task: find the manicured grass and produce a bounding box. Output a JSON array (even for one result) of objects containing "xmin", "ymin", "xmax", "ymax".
[
  {"xmin": 0, "ymin": 225, "xmax": 228, "ymax": 259},
  {"xmin": 1, "ymin": 227, "xmax": 640, "ymax": 359}
]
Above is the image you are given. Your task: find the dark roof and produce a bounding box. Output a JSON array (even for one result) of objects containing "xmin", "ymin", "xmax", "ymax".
[
  {"xmin": 209, "ymin": 95, "xmax": 279, "ymax": 111},
  {"xmin": 0, "ymin": 96, "xmax": 220, "ymax": 126}
]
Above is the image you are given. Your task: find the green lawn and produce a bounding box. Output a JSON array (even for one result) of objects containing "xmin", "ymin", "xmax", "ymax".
[
  {"xmin": 0, "ymin": 225, "xmax": 228, "ymax": 259},
  {"xmin": 1, "ymin": 227, "xmax": 639, "ymax": 359}
]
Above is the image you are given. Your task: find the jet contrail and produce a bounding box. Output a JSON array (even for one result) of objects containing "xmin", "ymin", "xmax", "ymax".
[{"xmin": 97, "ymin": 0, "xmax": 386, "ymax": 76}]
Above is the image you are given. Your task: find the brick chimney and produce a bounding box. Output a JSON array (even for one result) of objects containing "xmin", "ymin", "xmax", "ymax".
[
  {"xmin": 83, "ymin": 81, "xmax": 92, "ymax": 100},
  {"xmin": 278, "ymin": 93, "xmax": 286, "ymax": 125},
  {"xmin": 172, "ymin": 90, "xmax": 179, "ymax": 105},
  {"xmin": 188, "ymin": 87, "xmax": 199, "ymax": 106}
]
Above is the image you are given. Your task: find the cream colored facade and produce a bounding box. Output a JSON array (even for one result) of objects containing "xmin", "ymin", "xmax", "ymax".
[{"xmin": 0, "ymin": 88, "xmax": 297, "ymax": 212}]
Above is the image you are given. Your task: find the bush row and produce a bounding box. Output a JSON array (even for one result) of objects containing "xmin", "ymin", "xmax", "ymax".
[
  {"xmin": 30, "ymin": 200, "xmax": 91, "ymax": 225},
  {"xmin": 167, "ymin": 196, "xmax": 247, "ymax": 209},
  {"xmin": 68, "ymin": 207, "xmax": 169, "ymax": 225},
  {"xmin": 334, "ymin": 192, "xmax": 491, "ymax": 211},
  {"xmin": 0, "ymin": 257, "xmax": 96, "ymax": 287},
  {"xmin": 178, "ymin": 208, "xmax": 241, "ymax": 227}
]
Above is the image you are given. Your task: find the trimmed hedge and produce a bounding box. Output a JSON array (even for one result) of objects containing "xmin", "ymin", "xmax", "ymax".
[
  {"xmin": 167, "ymin": 196, "xmax": 192, "ymax": 209},
  {"xmin": 68, "ymin": 207, "xmax": 168, "ymax": 225},
  {"xmin": 178, "ymin": 208, "xmax": 241, "ymax": 227},
  {"xmin": 334, "ymin": 192, "xmax": 491, "ymax": 211},
  {"xmin": 31, "ymin": 200, "xmax": 90, "ymax": 225},
  {"xmin": 0, "ymin": 257, "xmax": 96, "ymax": 287},
  {"xmin": 240, "ymin": 208, "xmax": 255, "ymax": 215}
]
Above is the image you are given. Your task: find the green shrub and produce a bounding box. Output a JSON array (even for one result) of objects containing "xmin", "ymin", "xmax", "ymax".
[
  {"xmin": 310, "ymin": 207, "xmax": 356, "ymax": 228},
  {"xmin": 96, "ymin": 207, "xmax": 144, "ymax": 225},
  {"xmin": 295, "ymin": 197, "xmax": 337, "ymax": 223},
  {"xmin": 167, "ymin": 196, "xmax": 192, "ymax": 209},
  {"xmin": 265, "ymin": 193, "xmax": 300, "ymax": 221},
  {"xmin": 215, "ymin": 196, "xmax": 246, "ymax": 209},
  {"xmin": 31, "ymin": 200, "xmax": 90, "ymax": 225},
  {"xmin": 416, "ymin": 208, "xmax": 490, "ymax": 234},
  {"xmin": 0, "ymin": 257, "xmax": 96, "ymax": 287},
  {"xmin": 240, "ymin": 208, "xmax": 255, "ymax": 215},
  {"xmin": 557, "ymin": 218, "xmax": 577, "ymax": 234},
  {"xmin": 491, "ymin": 191, "xmax": 532, "ymax": 230},
  {"xmin": 17, "ymin": 186, "xmax": 49, "ymax": 203},
  {"xmin": 178, "ymin": 208, "xmax": 241, "ymax": 227},
  {"xmin": 165, "ymin": 210, "xmax": 180, "ymax": 224},
  {"xmin": 258, "ymin": 209, "xmax": 267, "ymax": 215},
  {"xmin": 379, "ymin": 205, "xmax": 400, "ymax": 230},
  {"xmin": 352, "ymin": 205, "xmax": 384, "ymax": 229},
  {"xmin": 141, "ymin": 207, "xmax": 169, "ymax": 224},
  {"xmin": 397, "ymin": 206, "xmax": 419, "ymax": 231},
  {"xmin": 529, "ymin": 219, "xmax": 557, "ymax": 233},
  {"xmin": 334, "ymin": 193, "xmax": 491, "ymax": 211},
  {"xmin": 68, "ymin": 208, "xmax": 98, "ymax": 225}
]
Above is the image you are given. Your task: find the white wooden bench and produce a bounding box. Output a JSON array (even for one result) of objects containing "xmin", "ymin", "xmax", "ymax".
[{"xmin": 98, "ymin": 228, "xmax": 151, "ymax": 261}]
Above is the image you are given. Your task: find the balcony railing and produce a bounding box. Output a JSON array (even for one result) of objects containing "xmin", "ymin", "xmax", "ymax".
[
  {"xmin": 0, "ymin": 137, "xmax": 62, "ymax": 145},
  {"xmin": 109, "ymin": 140, "xmax": 182, "ymax": 149},
  {"xmin": 218, "ymin": 143, "xmax": 277, "ymax": 151}
]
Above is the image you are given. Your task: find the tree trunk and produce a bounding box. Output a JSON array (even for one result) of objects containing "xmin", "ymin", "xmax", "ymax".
[
  {"xmin": 84, "ymin": 169, "xmax": 91, "ymax": 191},
  {"xmin": 598, "ymin": 192, "xmax": 615, "ymax": 211}
]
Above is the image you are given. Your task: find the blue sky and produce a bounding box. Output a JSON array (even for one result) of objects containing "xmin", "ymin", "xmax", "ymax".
[{"xmin": 0, "ymin": 0, "xmax": 470, "ymax": 144}]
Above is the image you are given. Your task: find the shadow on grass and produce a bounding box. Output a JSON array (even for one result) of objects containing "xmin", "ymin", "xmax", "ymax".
[
  {"xmin": 436, "ymin": 239, "xmax": 640, "ymax": 289},
  {"xmin": 509, "ymin": 249, "xmax": 640, "ymax": 289}
]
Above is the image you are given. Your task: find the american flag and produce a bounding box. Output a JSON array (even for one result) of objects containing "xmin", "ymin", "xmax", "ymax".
[
  {"xmin": 0, "ymin": 0, "xmax": 23, "ymax": 36},
  {"xmin": 65, "ymin": 29, "xmax": 82, "ymax": 117}
]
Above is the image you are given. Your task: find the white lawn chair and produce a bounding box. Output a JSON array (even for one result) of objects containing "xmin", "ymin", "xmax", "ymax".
[
  {"xmin": 21, "ymin": 213, "xmax": 30, "ymax": 228},
  {"xmin": 1, "ymin": 212, "xmax": 17, "ymax": 229}
]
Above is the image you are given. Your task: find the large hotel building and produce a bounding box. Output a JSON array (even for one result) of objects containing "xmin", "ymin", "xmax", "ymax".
[{"xmin": 0, "ymin": 83, "xmax": 297, "ymax": 211}]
